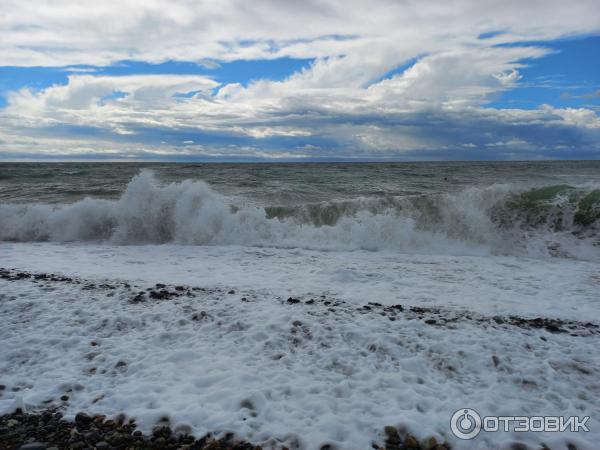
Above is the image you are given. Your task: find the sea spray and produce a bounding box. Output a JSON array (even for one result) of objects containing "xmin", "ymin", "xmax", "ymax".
[{"xmin": 0, "ymin": 170, "xmax": 598, "ymax": 259}]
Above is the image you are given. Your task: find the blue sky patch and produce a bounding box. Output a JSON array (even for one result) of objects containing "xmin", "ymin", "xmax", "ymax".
[
  {"xmin": 488, "ymin": 35, "xmax": 600, "ymax": 110},
  {"xmin": 365, "ymin": 56, "xmax": 424, "ymax": 87}
]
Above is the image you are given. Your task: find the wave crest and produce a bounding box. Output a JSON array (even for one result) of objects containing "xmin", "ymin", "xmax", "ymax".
[{"xmin": 1, "ymin": 171, "xmax": 598, "ymax": 259}]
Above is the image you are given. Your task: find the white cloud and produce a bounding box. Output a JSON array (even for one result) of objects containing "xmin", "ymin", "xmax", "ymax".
[
  {"xmin": 1, "ymin": 0, "xmax": 600, "ymax": 67},
  {"xmin": 4, "ymin": 74, "xmax": 219, "ymax": 136},
  {"xmin": 1, "ymin": 0, "xmax": 600, "ymax": 159},
  {"xmin": 7, "ymin": 74, "xmax": 218, "ymax": 110}
]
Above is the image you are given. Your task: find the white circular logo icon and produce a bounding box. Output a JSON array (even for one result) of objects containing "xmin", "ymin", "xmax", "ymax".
[{"xmin": 450, "ymin": 408, "xmax": 482, "ymax": 440}]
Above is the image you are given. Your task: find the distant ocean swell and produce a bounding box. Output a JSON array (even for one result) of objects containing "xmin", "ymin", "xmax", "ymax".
[{"xmin": 1, "ymin": 171, "xmax": 598, "ymax": 259}]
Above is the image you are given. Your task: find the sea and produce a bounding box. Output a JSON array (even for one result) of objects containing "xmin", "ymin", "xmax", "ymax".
[
  {"xmin": 0, "ymin": 160, "xmax": 599, "ymax": 258},
  {"xmin": 1, "ymin": 161, "xmax": 599, "ymax": 450}
]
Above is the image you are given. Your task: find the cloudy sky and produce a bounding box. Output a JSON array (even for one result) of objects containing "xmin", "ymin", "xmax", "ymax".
[{"xmin": 1, "ymin": 0, "xmax": 599, "ymax": 161}]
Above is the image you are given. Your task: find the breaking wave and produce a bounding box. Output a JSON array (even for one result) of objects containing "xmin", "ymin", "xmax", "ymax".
[{"xmin": 1, "ymin": 171, "xmax": 599, "ymax": 259}]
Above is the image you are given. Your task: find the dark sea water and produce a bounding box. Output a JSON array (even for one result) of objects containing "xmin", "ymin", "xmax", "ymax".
[
  {"xmin": 1, "ymin": 160, "xmax": 599, "ymax": 204},
  {"xmin": 0, "ymin": 161, "xmax": 599, "ymax": 258}
]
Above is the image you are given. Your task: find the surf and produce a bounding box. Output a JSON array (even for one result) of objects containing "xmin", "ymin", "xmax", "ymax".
[{"xmin": 0, "ymin": 170, "xmax": 598, "ymax": 260}]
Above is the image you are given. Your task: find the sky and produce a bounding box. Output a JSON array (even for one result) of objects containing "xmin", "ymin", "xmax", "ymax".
[{"xmin": 0, "ymin": 0, "xmax": 599, "ymax": 161}]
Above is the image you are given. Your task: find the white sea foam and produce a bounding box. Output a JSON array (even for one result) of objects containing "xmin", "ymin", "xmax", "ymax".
[{"xmin": 0, "ymin": 243, "xmax": 599, "ymax": 450}]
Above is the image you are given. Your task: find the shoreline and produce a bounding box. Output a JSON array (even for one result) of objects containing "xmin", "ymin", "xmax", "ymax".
[
  {"xmin": 1, "ymin": 267, "xmax": 598, "ymax": 337},
  {"xmin": 1, "ymin": 262, "xmax": 597, "ymax": 450},
  {"xmin": 0, "ymin": 409, "xmax": 452, "ymax": 450}
]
